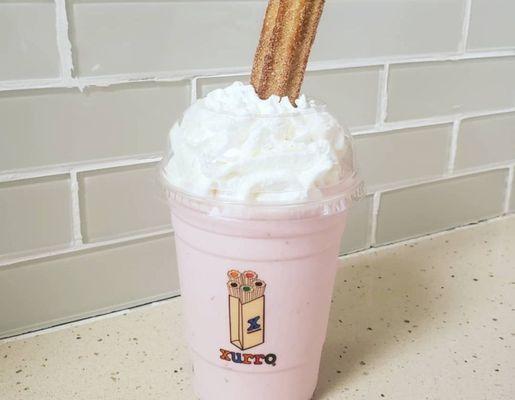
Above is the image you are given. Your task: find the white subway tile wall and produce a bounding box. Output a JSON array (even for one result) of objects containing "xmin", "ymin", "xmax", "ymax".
[
  {"xmin": 312, "ymin": 0, "xmax": 465, "ymax": 60},
  {"xmin": 467, "ymin": 0, "xmax": 515, "ymax": 51},
  {"xmin": 79, "ymin": 164, "xmax": 171, "ymax": 243},
  {"xmin": 340, "ymin": 195, "xmax": 373, "ymax": 254},
  {"xmin": 1, "ymin": 0, "xmax": 514, "ymax": 337},
  {"xmin": 0, "ymin": 235, "xmax": 178, "ymax": 338},
  {"xmin": 197, "ymin": 67, "xmax": 381, "ymax": 130},
  {"xmin": 302, "ymin": 68, "xmax": 380, "ymax": 131},
  {"xmin": 354, "ymin": 125, "xmax": 451, "ymax": 190},
  {"xmin": 70, "ymin": 1, "xmax": 265, "ymax": 76},
  {"xmin": 197, "ymin": 75, "xmax": 249, "ymax": 98},
  {"xmin": 455, "ymin": 112, "xmax": 515, "ymax": 171},
  {"xmin": 387, "ymin": 57, "xmax": 515, "ymax": 121},
  {"xmin": 0, "ymin": 1, "xmax": 60, "ymax": 81},
  {"xmin": 0, "ymin": 83, "xmax": 189, "ymax": 171},
  {"xmin": 376, "ymin": 170, "xmax": 508, "ymax": 244},
  {"xmin": 0, "ymin": 176, "xmax": 72, "ymax": 258}
]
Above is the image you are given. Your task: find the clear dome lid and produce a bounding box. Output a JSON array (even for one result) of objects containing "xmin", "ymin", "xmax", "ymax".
[{"xmin": 161, "ymin": 100, "xmax": 363, "ymax": 219}]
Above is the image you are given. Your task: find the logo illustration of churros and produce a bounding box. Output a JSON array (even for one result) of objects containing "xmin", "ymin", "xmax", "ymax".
[{"xmin": 227, "ymin": 269, "xmax": 266, "ymax": 351}]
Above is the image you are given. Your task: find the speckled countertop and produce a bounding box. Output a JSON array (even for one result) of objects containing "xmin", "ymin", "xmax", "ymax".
[{"xmin": 1, "ymin": 216, "xmax": 514, "ymax": 400}]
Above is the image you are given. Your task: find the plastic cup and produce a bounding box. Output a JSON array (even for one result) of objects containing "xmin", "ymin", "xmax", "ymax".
[{"xmin": 162, "ymin": 107, "xmax": 362, "ymax": 400}]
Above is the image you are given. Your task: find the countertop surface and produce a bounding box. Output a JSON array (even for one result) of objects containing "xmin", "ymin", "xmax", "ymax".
[{"xmin": 1, "ymin": 216, "xmax": 514, "ymax": 400}]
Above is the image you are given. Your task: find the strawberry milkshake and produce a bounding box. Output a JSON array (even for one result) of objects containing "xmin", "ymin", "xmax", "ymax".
[
  {"xmin": 161, "ymin": 82, "xmax": 362, "ymax": 400},
  {"xmin": 161, "ymin": 1, "xmax": 362, "ymax": 398}
]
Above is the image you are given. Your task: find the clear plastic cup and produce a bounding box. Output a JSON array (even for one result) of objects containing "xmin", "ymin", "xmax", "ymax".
[{"xmin": 162, "ymin": 107, "xmax": 362, "ymax": 400}]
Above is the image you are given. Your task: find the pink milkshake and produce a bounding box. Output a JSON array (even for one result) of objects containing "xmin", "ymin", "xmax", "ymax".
[{"xmin": 162, "ymin": 83, "xmax": 362, "ymax": 399}]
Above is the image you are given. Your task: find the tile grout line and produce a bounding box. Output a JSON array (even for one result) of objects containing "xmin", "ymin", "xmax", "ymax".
[
  {"xmin": 2, "ymin": 49, "xmax": 515, "ymax": 93},
  {"xmin": 190, "ymin": 77, "xmax": 198, "ymax": 105},
  {"xmin": 446, "ymin": 119, "xmax": 461, "ymax": 174},
  {"xmin": 343, "ymin": 213, "xmax": 515, "ymax": 260},
  {"xmin": 308, "ymin": 49, "xmax": 515, "ymax": 70},
  {"xmin": 0, "ymin": 290, "xmax": 181, "ymax": 343},
  {"xmin": 0, "ymin": 154, "xmax": 163, "ymax": 184},
  {"xmin": 503, "ymin": 165, "xmax": 514, "ymax": 214},
  {"xmin": 375, "ymin": 64, "xmax": 389, "ymax": 127},
  {"xmin": 352, "ymin": 106, "xmax": 515, "ymax": 136},
  {"xmin": 54, "ymin": 0, "xmax": 74, "ymax": 83},
  {"xmin": 0, "ymin": 227, "xmax": 174, "ymax": 269},
  {"xmin": 369, "ymin": 191, "xmax": 382, "ymax": 246},
  {"xmin": 69, "ymin": 171, "xmax": 83, "ymax": 245},
  {"xmin": 367, "ymin": 162, "xmax": 515, "ymax": 196},
  {"xmin": 458, "ymin": 0, "xmax": 473, "ymax": 54},
  {"xmin": 0, "ymin": 78, "xmax": 69, "ymax": 92}
]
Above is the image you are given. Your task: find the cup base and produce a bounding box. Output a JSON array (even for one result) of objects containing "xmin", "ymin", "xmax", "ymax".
[{"xmin": 191, "ymin": 352, "xmax": 319, "ymax": 400}]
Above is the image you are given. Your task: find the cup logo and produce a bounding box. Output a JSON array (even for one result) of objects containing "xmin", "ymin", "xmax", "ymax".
[
  {"xmin": 226, "ymin": 270, "xmax": 266, "ymax": 351},
  {"xmin": 221, "ymin": 269, "xmax": 277, "ymax": 367}
]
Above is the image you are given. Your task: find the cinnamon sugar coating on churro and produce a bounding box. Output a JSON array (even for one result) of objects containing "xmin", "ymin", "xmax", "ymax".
[{"xmin": 251, "ymin": 0, "xmax": 325, "ymax": 104}]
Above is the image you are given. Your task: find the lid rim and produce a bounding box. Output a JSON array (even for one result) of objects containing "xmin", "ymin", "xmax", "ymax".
[{"xmin": 160, "ymin": 165, "xmax": 364, "ymax": 210}]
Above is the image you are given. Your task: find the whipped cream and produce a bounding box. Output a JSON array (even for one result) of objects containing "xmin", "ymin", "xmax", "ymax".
[{"xmin": 163, "ymin": 82, "xmax": 350, "ymax": 203}]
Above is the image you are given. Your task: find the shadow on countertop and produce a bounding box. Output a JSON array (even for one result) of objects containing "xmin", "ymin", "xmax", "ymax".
[{"xmin": 314, "ymin": 240, "xmax": 455, "ymax": 398}]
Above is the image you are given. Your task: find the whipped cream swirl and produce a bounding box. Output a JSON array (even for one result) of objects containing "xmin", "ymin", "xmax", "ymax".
[{"xmin": 163, "ymin": 82, "xmax": 349, "ymax": 203}]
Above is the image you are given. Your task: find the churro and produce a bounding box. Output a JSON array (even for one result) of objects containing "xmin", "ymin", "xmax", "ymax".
[{"xmin": 251, "ymin": 0, "xmax": 325, "ymax": 103}]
